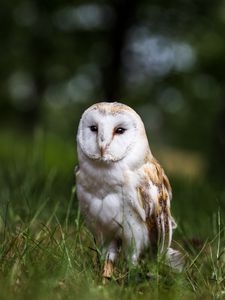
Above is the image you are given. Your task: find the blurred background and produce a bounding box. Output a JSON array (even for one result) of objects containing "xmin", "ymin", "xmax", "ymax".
[{"xmin": 1, "ymin": 0, "xmax": 225, "ymax": 238}]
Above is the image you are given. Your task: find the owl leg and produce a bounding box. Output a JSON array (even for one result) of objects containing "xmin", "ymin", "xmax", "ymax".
[
  {"xmin": 102, "ymin": 240, "xmax": 118, "ymax": 283},
  {"xmin": 130, "ymin": 236, "xmax": 143, "ymax": 265},
  {"xmin": 130, "ymin": 244, "xmax": 143, "ymax": 265}
]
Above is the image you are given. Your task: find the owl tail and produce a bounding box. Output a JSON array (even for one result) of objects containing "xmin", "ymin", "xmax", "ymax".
[{"xmin": 166, "ymin": 247, "xmax": 185, "ymax": 272}]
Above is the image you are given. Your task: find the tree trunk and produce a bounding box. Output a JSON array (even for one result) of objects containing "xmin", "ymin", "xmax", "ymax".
[{"xmin": 102, "ymin": 0, "xmax": 137, "ymax": 101}]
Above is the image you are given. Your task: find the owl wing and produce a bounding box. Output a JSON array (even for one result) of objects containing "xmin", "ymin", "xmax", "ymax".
[{"xmin": 136, "ymin": 157, "xmax": 176, "ymax": 254}]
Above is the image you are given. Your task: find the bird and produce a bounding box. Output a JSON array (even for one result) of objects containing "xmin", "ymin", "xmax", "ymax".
[{"xmin": 75, "ymin": 102, "xmax": 183, "ymax": 281}]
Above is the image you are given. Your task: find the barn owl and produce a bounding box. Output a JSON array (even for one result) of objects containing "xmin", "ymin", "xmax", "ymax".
[{"xmin": 76, "ymin": 102, "xmax": 183, "ymax": 281}]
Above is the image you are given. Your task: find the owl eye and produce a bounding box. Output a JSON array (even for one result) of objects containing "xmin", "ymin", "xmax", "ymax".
[
  {"xmin": 115, "ymin": 127, "xmax": 126, "ymax": 134},
  {"xmin": 90, "ymin": 125, "xmax": 98, "ymax": 132}
]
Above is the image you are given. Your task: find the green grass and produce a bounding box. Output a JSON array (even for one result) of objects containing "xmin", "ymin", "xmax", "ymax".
[{"xmin": 0, "ymin": 129, "xmax": 225, "ymax": 300}]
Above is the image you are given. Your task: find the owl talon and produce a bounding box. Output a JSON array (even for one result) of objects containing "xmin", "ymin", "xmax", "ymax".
[
  {"xmin": 102, "ymin": 276, "xmax": 111, "ymax": 285},
  {"xmin": 103, "ymin": 259, "xmax": 114, "ymax": 283}
]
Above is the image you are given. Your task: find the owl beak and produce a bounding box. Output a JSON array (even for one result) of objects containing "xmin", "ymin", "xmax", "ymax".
[
  {"xmin": 99, "ymin": 140, "xmax": 108, "ymax": 157},
  {"xmin": 100, "ymin": 146, "xmax": 106, "ymax": 157},
  {"xmin": 98, "ymin": 132, "xmax": 108, "ymax": 157}
]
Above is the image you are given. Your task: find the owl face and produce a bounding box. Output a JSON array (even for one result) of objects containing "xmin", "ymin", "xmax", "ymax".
[{"xmin": 77, "ymin": 102, "xmax": 148, "ymax": 163}]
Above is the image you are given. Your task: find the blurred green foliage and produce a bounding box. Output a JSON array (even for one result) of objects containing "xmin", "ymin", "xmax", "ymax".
[{"xmin": 1, "ymin": 0, "xmax": 225, "ymax": 179}]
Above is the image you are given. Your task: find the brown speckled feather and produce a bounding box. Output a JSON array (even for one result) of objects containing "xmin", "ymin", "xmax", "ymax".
[{"xmin": 137, "ymin": 157, "xmax": 176, "ymax": 254}]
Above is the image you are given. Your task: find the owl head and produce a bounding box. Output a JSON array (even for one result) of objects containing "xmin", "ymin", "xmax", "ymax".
[{"xmin": 77, "ymin": 102, "xmax": 151, "ymax": 164}]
